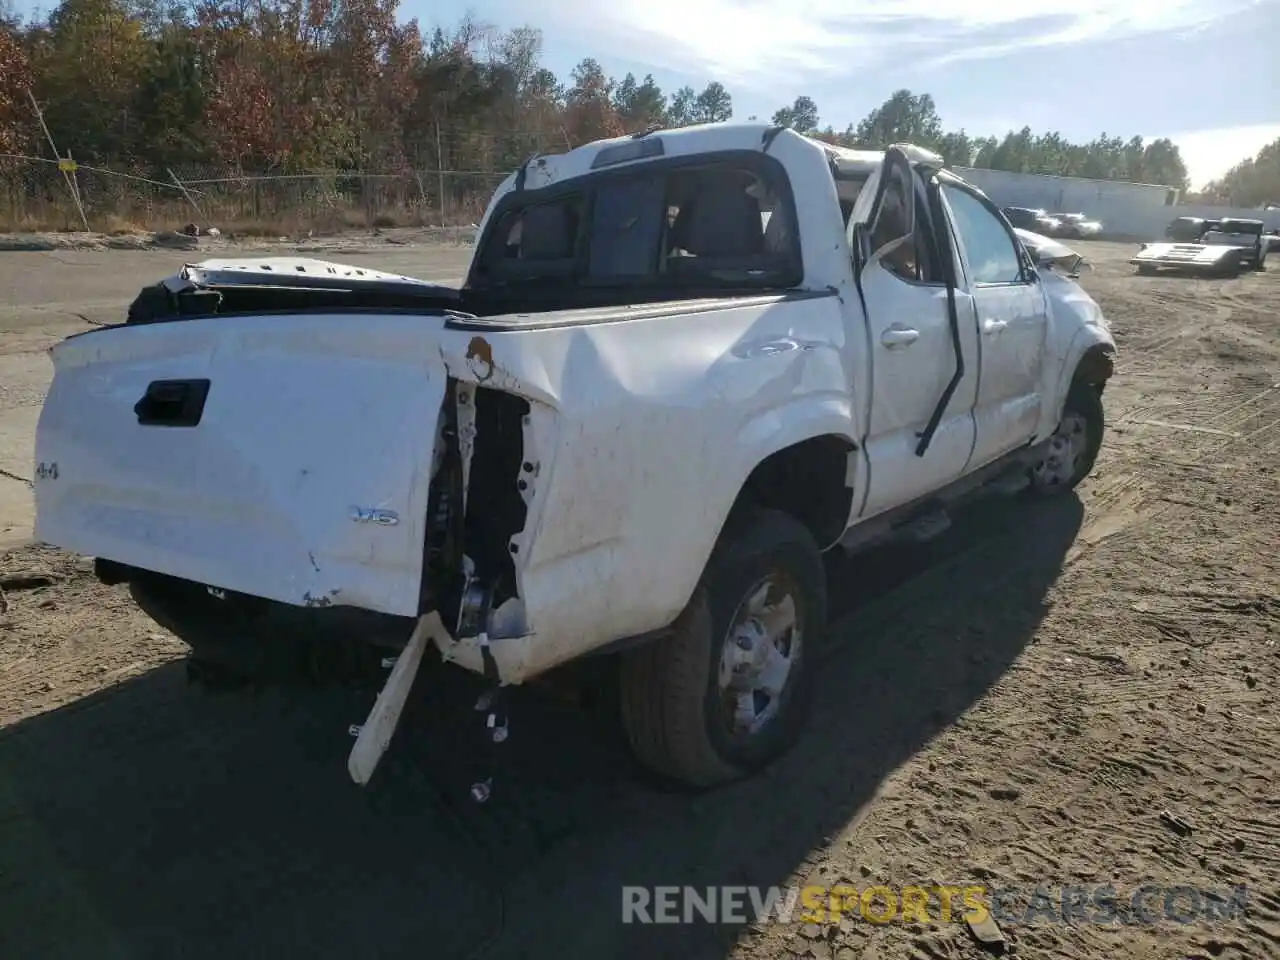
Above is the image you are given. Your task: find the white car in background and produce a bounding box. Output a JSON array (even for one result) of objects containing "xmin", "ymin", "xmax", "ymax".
[{"xmin": 1051, "ymin": 213, "xmax": 1103, "ymax": 239}]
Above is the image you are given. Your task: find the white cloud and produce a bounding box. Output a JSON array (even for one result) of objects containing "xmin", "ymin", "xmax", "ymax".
[
  {"xmin": 536, "ymin": 0, "xmax": 1262, "ymax": 89},
  {"xmin": 1163, "ymin": 123, "xmax": 1280, "ymax": 189}
]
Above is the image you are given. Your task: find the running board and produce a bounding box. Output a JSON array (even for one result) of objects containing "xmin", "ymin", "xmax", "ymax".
[
  {"xmin": 898, "ymin": 510, "xmax": 952, "ymax": 543},
  {"xmin": 839, "ymin": 444, "xmax": 1045, "ymax": 555}
]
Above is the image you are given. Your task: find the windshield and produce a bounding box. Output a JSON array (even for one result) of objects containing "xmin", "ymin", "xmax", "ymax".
[
  {"xmin": 470, "ymin": 155, "xmax": 802, "ymax": 294},
  {"xmin": 1210, "ymin": 221, "xmax": 1263, "ymax": 236}
]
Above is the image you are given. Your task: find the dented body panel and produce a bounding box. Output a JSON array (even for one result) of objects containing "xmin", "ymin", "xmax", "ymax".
[
  {"xmin": 35, "ymin": 286, "xmax": 854, "ymax": 683},
  {"xmin": 437, "ymin": 291, "xmax": 853, "ymax": 680}
]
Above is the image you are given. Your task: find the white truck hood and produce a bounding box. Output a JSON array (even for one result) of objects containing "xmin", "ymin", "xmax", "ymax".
[
  {"xmin": 1015, "ymin": 228, "xmax": 1090, "ymax": 277},
  {"xmin": 1131, "ymin": 242, "xmax": 1238, "ymax": 264}
]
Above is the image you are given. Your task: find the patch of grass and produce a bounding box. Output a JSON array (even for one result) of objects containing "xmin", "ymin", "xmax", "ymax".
[{"xmin": 0, "ymin": 192, "xmax": 488, "ymax": 237}]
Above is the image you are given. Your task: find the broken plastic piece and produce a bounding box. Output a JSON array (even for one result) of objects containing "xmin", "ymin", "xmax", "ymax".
[
  {"xmin": 381, "ymin": 656, "xmax": 398, "ymax": 669},
  {"xmin": 348, "ymin": 612, "xmax": 446, "ymax": 786},
  {"xmin": 470, "ymin": 778, "xmax": 492, "ymax": 803},
  {"xmin": 348, "ymin": 724, "xmax": 362, "ymax": 737},
  {"xmin": 965, "ymin": 910, "xmax": 1006, "ymax": 953}
]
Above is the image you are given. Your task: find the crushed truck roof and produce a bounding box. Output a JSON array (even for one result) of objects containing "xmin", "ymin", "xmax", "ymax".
[{"xmin": 488, "ymin": 122, "xmax": 944, "ymax": 195}]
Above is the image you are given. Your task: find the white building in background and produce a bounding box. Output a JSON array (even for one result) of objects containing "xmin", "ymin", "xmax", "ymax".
[{"xmin": 952, "ymin": 166, "xmax": 1280, "ymax": 238}]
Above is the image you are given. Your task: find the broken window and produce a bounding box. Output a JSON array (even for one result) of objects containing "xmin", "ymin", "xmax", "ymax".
[
  {"xmin": 869, "ymin": 170, "xmax": 943, "ymax": 286},
  {"xmin": 481, "ymin": 198, "xmax": 584, "ymax": 282},
  {"xmin": 587, "ymin": 176, "xmax": 666, "ymax": 278},
  {"xmin": 472, "ymin": 154, "xmax": 802, "ymax": 292}
]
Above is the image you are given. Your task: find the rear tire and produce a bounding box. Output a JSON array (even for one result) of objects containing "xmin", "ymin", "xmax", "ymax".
[
  {"xmin": 618, "ymin": 509, "xmax": 827, "ymax": 787},
  {"xmin": 1136, "ymin": 264, "xmax": 1157, "ymax": 276},
  {"xmin": 1217, "ymin": 258, "xmax": 1245, "ymax": 278},
  {"xmin": 1029, "ymin": 380, "xmax": 1105, "ymax": 496}
]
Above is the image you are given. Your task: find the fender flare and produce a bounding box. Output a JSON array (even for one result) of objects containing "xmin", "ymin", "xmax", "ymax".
[
  {"xmin": 687, "ymin": 402, "xmax": 860, "ymax": 594},
  {"xmin": 1052, "ymin": 326, "xmax": 1116, "ymax": 422},
  {"xmin": 1074, "ymin": 341, "xmax": 1116, "ymax": 388}
]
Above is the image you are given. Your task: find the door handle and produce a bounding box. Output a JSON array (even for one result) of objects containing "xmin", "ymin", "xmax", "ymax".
[
  {"xmin": 982, "ymin": 318, "xmax": 1008, "ymax": 335},
  {"xmin": 880, "ymin": 326, "xmax": 920, "ymax": 348}
]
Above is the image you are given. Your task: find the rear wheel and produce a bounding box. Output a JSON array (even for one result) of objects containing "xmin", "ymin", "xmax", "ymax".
[
  {"xmin": 1029, "ymin": 381, "xmax": 1105, "ymax": 495},
  {"xmin": 1217, "ymin": 257, "xmax": 1245, "ymax": 278},
  {"xmin": 618, "ymin": 509, "xmax": 827, "ymax": 787},
  {"xmin": 1136, "ymin": 264, "xmax": 1157, "ymax": 276}
]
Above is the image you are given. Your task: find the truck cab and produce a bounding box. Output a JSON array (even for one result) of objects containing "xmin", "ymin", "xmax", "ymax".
[{"xmin": 1200, "ymin": 218, "xmax": 1268, "ymax": 269}]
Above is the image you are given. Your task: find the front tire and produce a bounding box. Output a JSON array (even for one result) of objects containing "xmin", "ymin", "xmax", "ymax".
[
  {"xmin": 1029, "ymin": 381, "xmax": 1105, "ymax": 495},
  {"xmin": 618, "ymin": 509, "xmax": 827, "ymax": 787}
]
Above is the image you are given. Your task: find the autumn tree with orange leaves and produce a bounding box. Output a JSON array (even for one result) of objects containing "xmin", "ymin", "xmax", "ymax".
[{"xmin": 0, "ymin": 23, "xmax": 33, "ymax": 155}]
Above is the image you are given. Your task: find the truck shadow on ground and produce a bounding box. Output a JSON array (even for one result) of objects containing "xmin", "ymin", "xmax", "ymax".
[{"xmin": 0, "ymin": 494, "xmax": 1083, "ymax": 960}]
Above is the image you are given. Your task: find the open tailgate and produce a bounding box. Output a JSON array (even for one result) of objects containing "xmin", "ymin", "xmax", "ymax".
[{"xmin": 33, "ymin": 312, "xmax": 449, "ymax": 616}]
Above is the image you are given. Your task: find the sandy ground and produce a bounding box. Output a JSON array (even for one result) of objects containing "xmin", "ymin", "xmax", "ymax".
[{"xmin": 0, "ymin": 241, "xmax": 1277, "ymax": 960}]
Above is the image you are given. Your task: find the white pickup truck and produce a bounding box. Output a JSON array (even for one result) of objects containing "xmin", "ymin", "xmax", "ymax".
[{"xmin": 32, "ymin": 124, "xmax": 1117, "ymax": 788}]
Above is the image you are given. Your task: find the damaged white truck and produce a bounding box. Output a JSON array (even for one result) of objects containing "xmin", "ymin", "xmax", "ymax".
[{"xmin": 32, "ymin": 124, "xmax": 1116, "ymax": 789}]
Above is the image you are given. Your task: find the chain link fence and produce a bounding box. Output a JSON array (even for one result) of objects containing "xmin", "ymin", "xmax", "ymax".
[{"xmin": 0, "ymin": 128, "xmax": 564, "ymax": 235}]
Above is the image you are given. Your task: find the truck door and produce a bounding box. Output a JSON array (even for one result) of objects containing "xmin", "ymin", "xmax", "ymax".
[
  {"xmin": 850, "ymin": 149, "xmax": 980, "ymax": 520},
  {"xmin": 937, "ymin": 182, "xmax": 1050, "ymax": 469}
]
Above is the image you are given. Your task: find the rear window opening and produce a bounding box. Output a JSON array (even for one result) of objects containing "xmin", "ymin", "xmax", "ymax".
[
  {"xmin": 469, "ymin": 153, "xmax": 803, "ymax": 302},
  {"xmin": 117, "ymin": 153, "xmax": 807, "ymax": 330}
]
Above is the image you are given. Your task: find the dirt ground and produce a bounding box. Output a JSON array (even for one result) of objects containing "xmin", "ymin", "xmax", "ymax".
[{"xmin": 0, "ymin": 241, "xmax": 1276, "ymax": 960}]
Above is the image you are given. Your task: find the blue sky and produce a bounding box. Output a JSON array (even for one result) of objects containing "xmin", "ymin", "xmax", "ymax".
[
  {"xmin": 12, "ymin": 0, "xmax": 1280, "ymax": 185},
  {"xmin": 437, "ymin": 0, "xmax": 1280, "ymax": 187}
]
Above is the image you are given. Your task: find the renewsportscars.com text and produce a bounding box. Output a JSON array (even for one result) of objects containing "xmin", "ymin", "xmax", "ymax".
[{"xmin": 621, "ymin": 883, "xmax": 1249, "ymax": 926}]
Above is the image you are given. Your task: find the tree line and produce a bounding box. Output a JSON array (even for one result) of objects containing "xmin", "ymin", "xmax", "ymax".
[{"xmin": 1, "ymin": 0, "xmax": 1275, "ymax": 206}]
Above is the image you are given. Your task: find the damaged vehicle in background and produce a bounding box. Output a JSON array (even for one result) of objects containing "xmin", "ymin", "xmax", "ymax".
[
  {"xmin": 1200, "ymin": 219, "xmax": 1270, "ymax": 269},
  {"xmin": 1166, "ymin": 216, "xmax": 1209, "ymax": 242},
  {"xmin": 1047, "ymin": 213, "xmax": 1103, "ymax": 239},
  {"xmin": 1001, "ymin": 205, "xmax": 1063, "ymax": 235},
  {"xmin": 31, "ymin": 124, "xmax": 1117, "ymax": 792},
  {"xmin": 1133, "ymin": 217, "xmax": 1269, "ymax": 277}
]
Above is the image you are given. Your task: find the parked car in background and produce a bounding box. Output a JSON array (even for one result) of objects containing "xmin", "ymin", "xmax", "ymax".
[
  {"xmin": 1049, "ymin": 213, "xmax": 1103, "ymax": 239},
  {"xmin": 1200, "ymin": 218, "xmax": 1269, "ymax": 270},
  {"xmin": 1002, "ymin": 206, "xmax": 1063, "ymax": 235},
  {"xmin": 1131, "ymin": 239, "xmax": 1252, "ymax": 278},
  {"xmin": 1132, "ymin": 217, "xmax": 1267, "ymax": 277}
]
